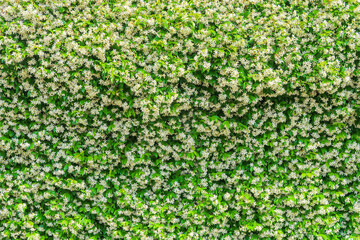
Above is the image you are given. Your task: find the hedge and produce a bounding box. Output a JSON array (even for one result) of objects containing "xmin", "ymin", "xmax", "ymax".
[{"xmin": 1, "ymin": 0, "xmax": 360, "ymax": 239}]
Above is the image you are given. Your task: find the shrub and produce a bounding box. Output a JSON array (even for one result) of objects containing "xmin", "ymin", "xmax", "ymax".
[{"xmin": 1, "ymin": 0, "xmax": 360, "ymax": 239}]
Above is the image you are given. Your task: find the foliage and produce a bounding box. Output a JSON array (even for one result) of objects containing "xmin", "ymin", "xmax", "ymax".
[{"xmin": 1, "ymin": 0, "xmax": 360, "ymax": 239}]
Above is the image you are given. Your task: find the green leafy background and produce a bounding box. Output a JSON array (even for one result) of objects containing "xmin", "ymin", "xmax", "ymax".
[{"xmin": 1, "ymin": 0, "xmax": 360, "ymax": 239}]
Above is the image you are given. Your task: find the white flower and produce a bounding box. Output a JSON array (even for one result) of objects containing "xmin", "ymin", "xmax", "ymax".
[
  {"xmin": 354, "ymin": 201, "xmax": 360, "ymax": 213},
  {"xmin": 203, "ymin": 62, "xmax": 211, "ymax": 70}
]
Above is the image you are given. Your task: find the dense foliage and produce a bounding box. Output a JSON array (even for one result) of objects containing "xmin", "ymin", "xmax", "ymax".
[{"xmin": 1, "ymin": 0, "xmax": 360, "ymax": 239}]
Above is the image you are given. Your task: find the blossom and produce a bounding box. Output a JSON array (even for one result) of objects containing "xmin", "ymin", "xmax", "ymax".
[{"xmin": 1, "ymin": 0, "xmax": 360, "ymax": 239}]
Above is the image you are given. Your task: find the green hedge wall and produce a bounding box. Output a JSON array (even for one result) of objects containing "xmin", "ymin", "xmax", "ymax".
[{"xmin": 1, "ymin": 0, "xmax": 360, "ymax": 239}]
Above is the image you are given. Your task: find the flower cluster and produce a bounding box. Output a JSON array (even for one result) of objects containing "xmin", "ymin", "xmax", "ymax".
[{"xmin": 1, "ymin": 0, "xmax": 360, "ymax": 239}]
